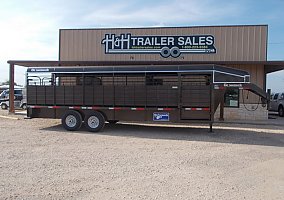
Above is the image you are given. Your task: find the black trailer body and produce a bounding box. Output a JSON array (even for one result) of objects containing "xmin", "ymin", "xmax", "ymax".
[{"xmin": 26, "ymin": 64, "xmax": 260, "ymax": 132}]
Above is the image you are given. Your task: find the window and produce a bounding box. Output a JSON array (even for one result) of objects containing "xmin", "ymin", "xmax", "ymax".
[
  {"xmin": 146, "ymin": 74, "xmax": 178, "ymax": 86},
  {"xmin": 224, "ymin": 88, "xmax": 239, "ymax": 107},
  {"xmin": 101, "ymin": 76, "xmax": 113, "ymax": 85},
  {"xmin": 0, "ymin": 90, "xmax": 7, "ymax": 98},
  {"xmin": 214, "ymin": 72, "xmax": 245, "ymax": 83},
  {"xmin": 181, "ymin": 75, "xmax": 209, "ymax": 86},
  {"xmin": 77, "ymin": 76, "xmax": 99, "ymax": 86},
  {"xmin": 57, "ymin": 76, "xmax": 77, "ymax": 86},
  {"xmin": 146, "ymin": 75, "xmax": 163, "ymax": 86},
  {"xmin": 56, "ymin": 75, "xmax": 103, "ymax": 86},
  {"xmin": 14, "ymin": 90, "xmax": 23, "ymax": 95},
  {"xmin": 273, "ymin": 93, "xmax": 279, "ymax": 100},
  {"xmin": 127, "ymin": 76, "xmax": 145, "ymax": 85},
  {"xmin": 114, "ymin": 76, "xmax": 126, "ymax": 85}
]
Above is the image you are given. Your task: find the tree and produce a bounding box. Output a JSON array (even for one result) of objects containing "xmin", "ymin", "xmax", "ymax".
[{"xmin": 1, "ymin": 80, "xmax": 18, "ymax": 86}]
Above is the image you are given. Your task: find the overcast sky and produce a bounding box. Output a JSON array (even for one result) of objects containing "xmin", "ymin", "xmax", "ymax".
[{"xmin": 0, "ymin": 0, "xmax": 283, "ymax": 92}]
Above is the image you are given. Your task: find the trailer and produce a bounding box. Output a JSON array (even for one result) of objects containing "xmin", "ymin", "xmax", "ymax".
[{"xmin": 26, "ymin": 64, "xmax": 267, "ymax": 132}]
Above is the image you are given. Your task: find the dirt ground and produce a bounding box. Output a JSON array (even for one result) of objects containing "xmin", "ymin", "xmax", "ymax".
[{"xmin": 0, "ymin": 110, "xmax": 283, "ymax": 200}]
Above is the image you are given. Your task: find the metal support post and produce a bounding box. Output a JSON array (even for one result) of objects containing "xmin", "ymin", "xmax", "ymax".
[
  {"xmin": 9, "ymin": 64, "xmax": 15, "ymax": 114},
  {"xmin": 219, "ymin": 96, "xmax": 224, "ymax": 121}
]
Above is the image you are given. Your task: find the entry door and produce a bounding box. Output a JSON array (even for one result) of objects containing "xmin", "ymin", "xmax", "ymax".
[{"xmin": 180, "ymin": 74, "xmax": 211, "ymax": 120}]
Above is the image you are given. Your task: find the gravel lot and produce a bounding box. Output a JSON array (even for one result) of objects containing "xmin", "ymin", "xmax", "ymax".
[{"xmin": 0, "ymin": 110, "xmax": 283, "ymax": 200}]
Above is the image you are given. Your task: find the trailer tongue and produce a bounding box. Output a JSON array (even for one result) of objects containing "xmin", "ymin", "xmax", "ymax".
[{"xmin": 26, "ymin": 64, "xmax": 267, "ymax": 132}]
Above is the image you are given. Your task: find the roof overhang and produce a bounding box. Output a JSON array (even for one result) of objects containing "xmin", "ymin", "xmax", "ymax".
[
  {"xmin": 263, "ymin": 63, "xmax": 284, "ymax": 74},
  {"xmin": 7, "ymin": 60, "xmax": 284, "ymax": 74}
]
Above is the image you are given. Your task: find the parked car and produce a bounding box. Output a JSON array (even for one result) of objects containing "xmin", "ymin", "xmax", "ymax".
[
  {"xmin": 0, "ymin": 88, "xmax": 26, "ymax": 110},
  {"xmin": 269, "ymin": 92, "xmax": 284, "ymax": 117},
  {"xmin": 0, "ymin": 100, "xmax": 26, "ymax": 110}
]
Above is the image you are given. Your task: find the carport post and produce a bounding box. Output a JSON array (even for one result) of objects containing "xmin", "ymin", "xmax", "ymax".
[
  {"xmin": 9, "ymin": 63, "xmax": 15, "ymax": 114},
  {"xmin": 219, "ymin": 95, "xmax": 224, "ymax": 121}
]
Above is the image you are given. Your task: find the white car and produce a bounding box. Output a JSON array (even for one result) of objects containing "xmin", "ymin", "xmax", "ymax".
[
  {"xmin": 0, "ymin": 88, "xmax": 26, "ymax": 110},
  {"xmin": 269, "ymin": 93, "xmax": 284, "ymax": 117},
  {"xmin": 0, "ymin": 99, "xmax": 26, "ymax": 110}
]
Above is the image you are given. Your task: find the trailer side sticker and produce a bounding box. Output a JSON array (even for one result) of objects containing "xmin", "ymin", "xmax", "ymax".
[{"xmin": 153, "ymin": 112, "xmax": 170, "ymax": 121}]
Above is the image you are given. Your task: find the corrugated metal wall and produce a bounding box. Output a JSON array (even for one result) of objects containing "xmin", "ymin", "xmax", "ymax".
[{"xmin": 59, "ymin": 25, "xmax": 267, "ymax": 62}]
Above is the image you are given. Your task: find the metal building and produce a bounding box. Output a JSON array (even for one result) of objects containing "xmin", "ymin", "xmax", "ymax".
[{"xmin": 8, "ymin": 25, "xmax": 284, "ymax": 120}]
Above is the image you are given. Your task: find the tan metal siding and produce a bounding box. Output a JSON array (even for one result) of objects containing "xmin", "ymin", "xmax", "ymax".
[{"xmin": 59, "ymin": 25, "xmax": 267, "ymax": 62}]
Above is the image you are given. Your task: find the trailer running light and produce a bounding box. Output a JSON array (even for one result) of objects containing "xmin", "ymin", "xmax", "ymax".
[
  {"xmin": 131, "ymin": 108, "xmax": 145, "ymax": 111},
  {"xmin": 28, "ymin": 105, "xmax": 176, "ymax": 111},
  {"xmin": 29, "ymin": 105, "xmax": 44, "ymax": 109},
  {"xmin": 160, "ymin": 108, "xmax": 173, "ymax": 111},
  {"xmin": 68, "ymin": 106, "xmax": 80, "ymax": 109},
  {"xmin": 185, "ymin": 107, "xmax": 210, "ymax": 111}
]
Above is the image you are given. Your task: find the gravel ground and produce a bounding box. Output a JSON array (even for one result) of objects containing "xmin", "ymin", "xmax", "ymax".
[{"xmin": 0, "ymin": 110, "xmax": 283, "ymax": 200}]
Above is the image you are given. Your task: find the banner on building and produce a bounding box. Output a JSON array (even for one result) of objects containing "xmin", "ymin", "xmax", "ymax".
[{"xmin": 102, "ymin": 33, "xmax": 216, "ymax": 58}]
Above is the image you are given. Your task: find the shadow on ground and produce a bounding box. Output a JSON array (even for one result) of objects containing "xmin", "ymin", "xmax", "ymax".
[{"xmin": 41, "ymin": 122, "xmax": 284, "ymax": 148}]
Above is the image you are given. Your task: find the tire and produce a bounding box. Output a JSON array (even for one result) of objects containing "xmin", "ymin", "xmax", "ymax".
[
  {"xmin": 61, "ymin": 110, "xmax": 83, "ymax": 131},
  {"xmin": 1, "ymin": 103, "xmax": 8, "ymax": 110},
  {"xmin": 84, "ymin": 111, "xmax": 105, "ymax": 132},
  {"xmin": 278, "ymin": 106, "xmax": 284, "ymax": 117},
  {"xmin": 108, "ymin": 120, "xmax": 119, "ymax": 124},
  {"xmin": 21, "ymin": 103, "xmax": 27, "ymax": 110}
]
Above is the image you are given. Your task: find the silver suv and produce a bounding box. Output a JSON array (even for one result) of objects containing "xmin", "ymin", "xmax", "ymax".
[{"xmin": 269, "ymin": 93, "xmax": 284, "ymax": 117}]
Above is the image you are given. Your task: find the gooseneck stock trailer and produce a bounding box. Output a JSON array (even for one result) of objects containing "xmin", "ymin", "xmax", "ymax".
[{"xmin": 26, "ymin": 65, "xmax": 266, "ymax": 132}]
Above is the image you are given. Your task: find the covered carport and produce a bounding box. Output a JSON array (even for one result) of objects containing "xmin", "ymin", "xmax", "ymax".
[{"xmin": 6, "ymin": 60, "xmax": 284, "ymax": 116}]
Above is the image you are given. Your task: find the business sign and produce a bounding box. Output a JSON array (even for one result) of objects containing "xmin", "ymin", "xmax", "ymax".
[
  {"xmin": 102, "ymin": 33, "xmax": 216, "ymax": 58},
  {"xmin": 153, "ymin": 112, "xmax": 170, "ymax": 121}
]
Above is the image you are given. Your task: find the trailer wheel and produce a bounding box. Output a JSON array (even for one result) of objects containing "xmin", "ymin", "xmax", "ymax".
[
  {"xmin": 1, "ymin": 103, "xmax": 8, "ymax": 110},
  {"xmin": 61, "ymin": 110, "xmax": 82, "ymax": 131},
  {"xmin": 84, "ymin": 111, "xmax": 105, "ymax": 132},
  {"xmin": 278, "ymin": 106, "xmax": 284, "ymax": 117}
]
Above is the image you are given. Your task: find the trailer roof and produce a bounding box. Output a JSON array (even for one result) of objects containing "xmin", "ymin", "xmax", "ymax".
[
  {"xmin": 7, "ymin": 60, "xmax": 284, "ymax": 74},
  {"xmin": 26, "ymin": 64, "xmax": 249, "ymax": 76}
]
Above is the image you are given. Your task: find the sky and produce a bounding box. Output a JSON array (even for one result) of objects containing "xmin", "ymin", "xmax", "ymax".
[{"xmin": 0, "ymin": 0, "xmax": 283, "ymax": 92}]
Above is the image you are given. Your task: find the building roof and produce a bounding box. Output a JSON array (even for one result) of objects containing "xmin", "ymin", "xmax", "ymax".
[{"xmin": 59, "ymin": 24, "xmax": 268, "ymax": 31}]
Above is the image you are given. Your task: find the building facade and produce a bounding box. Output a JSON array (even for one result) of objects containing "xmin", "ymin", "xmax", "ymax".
[{"xmin": 58, "ymin": 25, "xmax": 269, "ymax": 121}]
